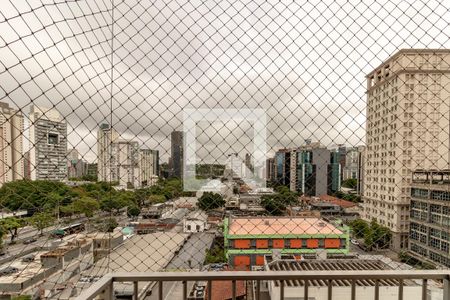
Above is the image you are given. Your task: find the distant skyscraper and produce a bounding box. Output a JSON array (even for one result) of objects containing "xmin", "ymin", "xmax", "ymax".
[
  {"xmin": 363, "ymin": 49, "xmax": 450, "ymax": 250},
  {"xmin": 274, "ymin": 149, "xmax": 290, "ymax": 186},
  {"xmin": 114, "ymin": 140, "xmax": 140, "ymax": 188},
  {"xmin": 171, "ymin": 131, "xmax": 184, "ymax": 178},
  {"xmin": 23, "ymin": 151, "xmax": 30, "ymax": 180},
  {"xmin": 357, "ymin": 146, "xmax": 366, "ymax": 196},
  {"xmin": 0, "ymin": 102, "xmax": 24, "ymax": 185},
  {"xmin": 87, "ymin": 163, "xmax": 98, "ymax": 179},
  {"xmin": 342, "ymin": 147, "xmax": 359, "ymax": 181},
  {"xmin": 289, "ymin": 142, "xmax": 341, "ymax": 196},
  {"xmin": 29, "ymin": 105, "xmax": 67, "ymax": 181},
  {"xmin": 97, "ymin": 123, "xmax": 119, "ymax": 182},
  {"xmin": 67, "ymin": 148, "xmax": 79, "ymax": 160},
  {"xmin": 266, "ymin": 158, "xmax": 275, "ymax": 182},
  {"xmin": 139, "ymin": 149, "xmax": 159, "ymax": 186}
]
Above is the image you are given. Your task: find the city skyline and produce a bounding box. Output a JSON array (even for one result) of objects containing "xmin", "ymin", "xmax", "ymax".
[{"xmin": 1, "ymin": 1, "xmax": 449, "ymax": 165}]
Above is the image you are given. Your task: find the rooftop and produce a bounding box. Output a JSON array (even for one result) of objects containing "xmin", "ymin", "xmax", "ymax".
[
  {"xmin": 318, "ymin": 195, "xmax": 358, "ymax": 208},
  {"xmin": 227, "ymin": 217, "xmax": 343, "ymax": 235},
  {"xmin": 267, "ymin": 259, "xmax": 417, "ymax": 287},
  {"xmin": 87, "ymin": 232, "xmax": 187, "ymax": 275},
  {"xmin": 208, "ymin": 280, "xmax": 246, "ymax": 300}
]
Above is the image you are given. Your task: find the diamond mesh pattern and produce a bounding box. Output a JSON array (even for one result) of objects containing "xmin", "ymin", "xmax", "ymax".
[{"xmin": 0, "ymin": 0, "xmax": 449, "ymax": 298}]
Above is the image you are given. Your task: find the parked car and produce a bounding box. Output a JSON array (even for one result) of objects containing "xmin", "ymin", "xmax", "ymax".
[
  {"xmin": 23, "ymin": 238, "xmax": 37, "ymax": 245},
  {"xmin": 22, "ymin": 255, "xmax": 35, "ymax": 263},
  {"xmin": 0, "ymin": 267, "xmax": 18, "ymax": 276},
  {"xmin": 350, "ymin": 239, "xmax": 359, "ymax": 245}
]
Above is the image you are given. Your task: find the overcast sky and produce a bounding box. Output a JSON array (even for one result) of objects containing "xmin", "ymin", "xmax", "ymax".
[{"xmin": 0, "ymin": 0, "xmax": 449, "ymax": 163}]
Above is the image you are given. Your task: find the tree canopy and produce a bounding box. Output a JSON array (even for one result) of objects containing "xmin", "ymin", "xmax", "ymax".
[
  {"xmin": 197, "ymin": 192, "xmax": 225, "ymax": 210},
  {"xmin": 28, "ymin": 212, "xmax": 55, "ymax": 235}
]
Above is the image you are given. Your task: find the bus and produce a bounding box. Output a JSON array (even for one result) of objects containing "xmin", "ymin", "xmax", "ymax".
[{"xmin": 51, "ymin": 223, "xmax": 85, "ymax": 237}]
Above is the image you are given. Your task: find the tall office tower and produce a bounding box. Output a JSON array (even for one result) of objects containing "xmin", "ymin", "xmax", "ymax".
[
  {"xmin": 356, "ymin": 146, "xmax": 366, "ymax": 195},
  {"xmin": 274, "ymin": 148, "xmax": 291, "ymax": 186},
  {"xmin": 337, "ymin": 145, "xmax": 347, "ymax": 178},
  {"xmin": 171, "ymin": 131, "xmax": 184, "ymax": 178},
  {"xmin": 226, "ymin": 153, "xmax": 243, "ymax": 179},
  {"xmin": 67, "ymin": 148, "xmax": 79, "ymax": 160},
  {"xmin": 114, "ymin": 140, "xmax": 140, "ymax": 188},
  {"xmin": 342, "ymin": 147, "xmax": 359, "ymax": 181},
  {"xmin": 362, "ymin": 49, "xmax": 450, "ymax": 250},
  {"xmin": 29, "ymin": 105, "xmax": 67, "ymax": 181},
  {"xmin": 23, "ymin": 151, "xmax": 30, "ymax": 180},
  {"xmin": 292, "ymin": 143, "xmax": 341, "ymax": 197},
  {"xmin": 97, "ymin": 123, "xmax": 119, "ymax": 182},
  {"xmin": 266, "ymin": 158, "xmax": 275, "ymax": 182},
  {"xmin": 139, "ymin": 149, "xmax": 159, "ymax": 187},
  {"xmin": 0, "ymin": 102, "xmax": 24, "ymax": 186},
  {"xmin": 244, "ymin": 153, "xmax": 253, "ymax": 172}
]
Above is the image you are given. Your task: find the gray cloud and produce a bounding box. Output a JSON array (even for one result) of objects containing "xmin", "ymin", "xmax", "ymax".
[{"xmin": 1, "ymin": 0, "xmax": 449, "ymax": 163}]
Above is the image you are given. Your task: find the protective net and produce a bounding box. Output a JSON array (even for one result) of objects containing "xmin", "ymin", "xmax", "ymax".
[{"xmin": 0, "ymin": 0, "xmax": 449, "ymax": 299}]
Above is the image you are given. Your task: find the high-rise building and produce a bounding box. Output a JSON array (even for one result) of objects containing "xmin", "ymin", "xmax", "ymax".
[
  {"xmin": 0, "ymin": 102, "xmax": 24, "ymax": 186},
  {"xmin": 67, "ymin": 148, "xmax": 79, "ymax": 160},
  {"xmin": 67, "ymin": 148, "xmax": 87, "ymax": 179},
  {"xmin": 113, "ymin": 140, "xmax": 140, "ymax": 188},
  {"xmin": 362, "ymin": 49, "xmax": 450, "ymax": 250},
  {"xmin": 266, "ymin": 158, "xmax": 275, "ymax": 182},
  {"xmin": 87, "ymin": 163, "xmax": 98, "ymax": 179},
  {"xmin": 342, "ymin": 147, "xmax": 359, "ymax": 181},
  {"xmin": 97, "ymin": 123, "xmax": 119, "ymax": 182},
  {"xmin": 23, "ymin": 151, "xmax": 30, "ymax": 180},
  {"xmin": 409, "ymin": 170, "xmax": 450, "ymax": 268},
  {"xmin": 139, "ymin": 149, "xmax": 159, "ymax": 187},
  {"xmin": 291, "ymin": 143, "xmax": 341, "ymax": 197},
  {"xmin": 274, "ymin": 149, "xmax": 290, "ymax": 186},
  {"xmin": 356, "ymin": 146, "xmax": 366, "ymax": 196},
  {"xmin": 171, "ymin": 131, "xmax": 184, "ymax": 178},
  {"xmin": 29, "ymin": 105, "xmax": 67, "ymax": 181}
]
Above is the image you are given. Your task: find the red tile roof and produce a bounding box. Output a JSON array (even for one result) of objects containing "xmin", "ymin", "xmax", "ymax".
[
  {"xmin": 319, "ymin": 195, "xmax": 357, "ymax": 208},
  {"xmin": 228, "ymin": 217, "xmax": 342, "ymax": 235}
]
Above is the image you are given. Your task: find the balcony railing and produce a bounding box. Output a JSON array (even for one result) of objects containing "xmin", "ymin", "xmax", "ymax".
[{"xmin": 77, "ymin": 270, "xmax": 450, "ymax": 300}]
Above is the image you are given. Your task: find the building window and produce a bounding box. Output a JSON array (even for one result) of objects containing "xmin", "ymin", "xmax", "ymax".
[{"xmin": 48, "ymin": 132, "xmax": 59, "ymax": 145}]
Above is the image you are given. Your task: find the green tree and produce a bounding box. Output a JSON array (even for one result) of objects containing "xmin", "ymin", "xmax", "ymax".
[
  {"xmin": 350, "ymin": 219, "xmax": 391, "ymax": 250},
  {"xmin": 349, "ymin": 219, "xmax": 369, "ymax": 238},
  {"xmin": 148, "ymin": 194, "xmax": 166, "ymax": 204},
  {"xmin": 342, "ymin": 178, "xmax": 357, "ymax": 189},
  {"xmin": 261, "ymin": 195, "xmax": 286, "ymax": 216},
  {"xmin": 103, "ymin": 217, "xmax": 118, "ymax": 232},
  {"xmin": 205, "ymin": 246, "xmax": 226, "ymax": 264},
  {"xmin": 127, "ymin": 206, "xmax": 140, "ymax": 219},
  {"xmin": 197, "ymin": 192, "xmax": 225, "ymax": 210},
  {"xmin": 28, "ymin": 212, "xmax": 55, "ymax": 236},
  {"xmin": 0, "ymin": 217, "xmax": 21, "ymax": 242},
  {"xmin": 73, "ymin": 197, "xmax": 100, "ymax": 219}
]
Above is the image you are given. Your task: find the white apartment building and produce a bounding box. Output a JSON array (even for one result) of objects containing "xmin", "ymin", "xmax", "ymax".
[
  {"xmin": 139, "ymin": 149, "xmax": 159, "ymax": 187},
  {"xmin": 97, "ymin": 123, "xmax": 119, "ymax": 182},
  {"xmin": 29, "ymin": 105, "xmax": 67, "ymax": 181},
  {"xmin": 0, "ymin": 102, "xmax": 24, "ymax": 186},
  {"xmin": 363, "ymin": 49, "xmax": 450, "ymax": 250},
  {"xmin": 113, "ymin": 140, "xmax": 140, "ymax": 188}
]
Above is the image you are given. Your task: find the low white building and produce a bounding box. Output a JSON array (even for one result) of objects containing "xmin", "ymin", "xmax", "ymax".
[{"xmin": 183, "ymin": 211, "xmax": 208, "ymax": 233}]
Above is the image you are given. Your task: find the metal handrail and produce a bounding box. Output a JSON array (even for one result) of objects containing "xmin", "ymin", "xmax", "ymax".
[{"xmin": 77, "ymin": 270, "xmax": 450, "ymax": 300}]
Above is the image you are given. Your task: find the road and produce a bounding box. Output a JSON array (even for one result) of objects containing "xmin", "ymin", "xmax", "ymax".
[{"xmin": 145, "ymin": 232, "xmax": 215, "ymax": 300}]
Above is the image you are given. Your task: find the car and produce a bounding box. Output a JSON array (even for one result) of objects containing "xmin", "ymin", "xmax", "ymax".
[
  {"xmin": 0, "ymin": 267, "xmax": 18, "ymax": 276},
  {"xmin": 350, "ymin": 239, "xmax": 359, "ymax": 245},
  {"xmin": 22, "ymin": 255, "xmax": 35, "ymax": 263},
  {"xmin": 23, "ymin": 238, "xmax": 37, "ymax": 245}
]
